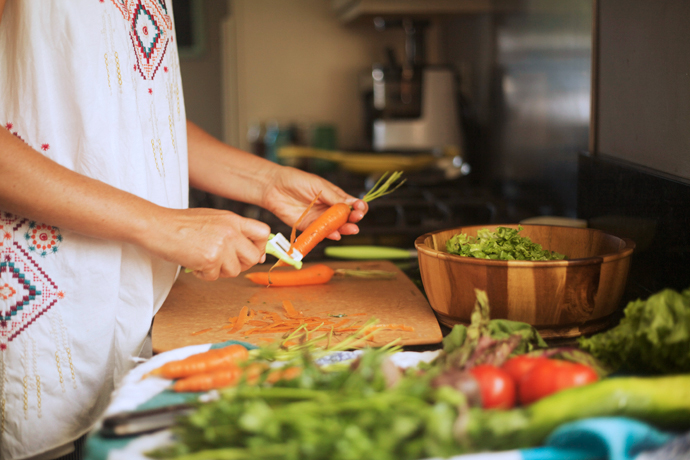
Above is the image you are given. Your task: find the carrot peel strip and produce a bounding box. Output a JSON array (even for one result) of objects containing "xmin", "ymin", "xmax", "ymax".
[
  {"xmin": 190, "ymin": 327, "xmax": 213, "ymax": 336},
  {"xmin": 227, "ymin": 306, "xmax": 249, "ymax": 334},
  {"xmin": 282, "ymin": 300, "xmax": 302, "ymax": 318}
]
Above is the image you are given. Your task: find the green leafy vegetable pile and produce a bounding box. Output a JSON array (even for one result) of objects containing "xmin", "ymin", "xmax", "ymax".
[
  {"xmin": 437, "ymin": 289, "xmax": 548, "ymax": 369},
  {"xmin": 578, "ymin": 287, "xmax": 690, "ymax": 374},
  {"xmin": 445, "ymin": 226, "xmax": 566, "ymax": 261},
  {"xmin": 146, "ymin": 289, "xmax": 690, "ymax": 460},
  {"xmin": 149, "ymin": 348, "xmax": 467, "ymax": 460}
]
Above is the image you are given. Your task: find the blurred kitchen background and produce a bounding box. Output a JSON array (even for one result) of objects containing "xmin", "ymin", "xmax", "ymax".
[{"xmin": 175, "ymin": 0, "xmax": 689, "ymax": 303}]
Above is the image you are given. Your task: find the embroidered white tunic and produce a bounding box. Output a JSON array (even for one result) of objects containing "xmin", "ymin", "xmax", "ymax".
[{"xmin": 0, "ymin": 1, "xmax": 188, "ymax": 458}]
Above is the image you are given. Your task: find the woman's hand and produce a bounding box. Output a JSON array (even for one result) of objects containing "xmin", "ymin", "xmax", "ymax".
[
  {"xmin": 141, "ymin": 207, "xmax": 271, "ymax": 281},
  {"xmin": 261, "ymin": 167, "xmax": 368, "ymax": 240}
]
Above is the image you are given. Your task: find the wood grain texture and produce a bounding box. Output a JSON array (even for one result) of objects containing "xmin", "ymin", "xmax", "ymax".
[
  {"xmin": 152, "ymin": 260, "xmax": 442, "ymax": 353},
  {"xmin": 415, "ymin": 224, "xmax": 635, "ymax": 338}
]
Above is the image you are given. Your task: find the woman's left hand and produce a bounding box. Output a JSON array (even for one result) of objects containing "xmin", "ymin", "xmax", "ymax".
[{"xmin": 262, "ymin": 167, "xmax": 368, "ymax": 240}]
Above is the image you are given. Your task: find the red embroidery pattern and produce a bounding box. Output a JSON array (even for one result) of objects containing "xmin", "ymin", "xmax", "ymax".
[
  {"xmin": 3, "ymin": 122, "xmax": 50, "ymax": 153},
  {"xmin": 0, "ymin": 216, "xmax": 62, "ymax": 352},
  {"xmin": 109, "ymin": 0, "xmax": 173, "ymax": 81},
  {"xmin": 24, "ymin": 223, "xmax": 62, "ymax": 257}
]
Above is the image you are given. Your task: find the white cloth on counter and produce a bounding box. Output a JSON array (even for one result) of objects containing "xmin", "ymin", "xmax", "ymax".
[{"xmin": 0, "ymin": 1, "xmax": 188, "ymax": 458}]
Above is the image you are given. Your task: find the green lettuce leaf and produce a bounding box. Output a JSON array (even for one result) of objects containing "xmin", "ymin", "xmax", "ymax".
[
  {"xmin": 578, "ymin": 287, "xmax": 690, "ymax": 374},
  {"xmin": 440, "ymin": 289, "xmax": 548, "ymax": 369}
]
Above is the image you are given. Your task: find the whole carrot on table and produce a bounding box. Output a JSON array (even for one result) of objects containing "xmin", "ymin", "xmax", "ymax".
[
  {"xmin": 245, "ymin": 264, "xmax": 397, "ymax": 286},
  {"xmin": 275, "ymin": 171, "xmax": 405, "ymax": 267},
  {"xmin": 145, "ymin": 344, "xmax": 249, "ymax": 380},
  {"xmin": 246, "ymin": 264, "xmax": 335, "ymax": 286}
]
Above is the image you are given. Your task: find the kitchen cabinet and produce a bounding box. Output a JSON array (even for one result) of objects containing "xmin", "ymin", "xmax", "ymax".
[{"xmin": 331, "ymin": 0, "xmax": 522, "ymax": 23}]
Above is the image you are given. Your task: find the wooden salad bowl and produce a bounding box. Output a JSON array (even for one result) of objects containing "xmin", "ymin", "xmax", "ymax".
[{"xmin": 414, "ymin": 224, "xmax": 635, "ymax": 339}]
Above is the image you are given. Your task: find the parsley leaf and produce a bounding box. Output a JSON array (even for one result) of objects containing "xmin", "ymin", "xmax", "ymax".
[{"xmin": 445, "ymin": 226, "xmax": 566, "ymax": 261}]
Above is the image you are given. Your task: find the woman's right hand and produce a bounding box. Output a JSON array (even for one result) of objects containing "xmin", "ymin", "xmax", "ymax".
[{"xmin": 141, "ymin": 207, "xmax": 271, "ymax": 281}]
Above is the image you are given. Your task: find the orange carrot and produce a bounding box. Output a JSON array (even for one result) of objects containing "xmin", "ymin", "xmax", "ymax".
[
  {"xmin": 265, "ymin": 366, "xmax": 302, "ymax": 384},
  {"xmin": 147, "ymin": 344, "xmax": 249, "ymax": 379},
  {"xmin": 288, "ymin": 191, "xmax": 322, "ymax": 254},
  {"xmin": 277, "ymin": 203, "xmax": 351, "ymax": 267},
  {"xmin": 228, "ymin": 306, "xmax": 249, "ymax": 333},
  {"xmin": 172, "ymin": 365, "xmax": 242, "ymax": 392},
  {"xmin": 275, "ymin": 171, "xmax": 404, "ymax": 267},
  {"xmin": 245, "ymin": 264, "xmax": 335, "ymax": 286},
  {"xmin": 243, "ymin": 362, "xmax": 270, "ymax": 385}
]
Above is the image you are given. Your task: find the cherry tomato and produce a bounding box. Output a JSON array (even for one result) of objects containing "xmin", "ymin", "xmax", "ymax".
[
  {"xmin": 501, "ymin": 355, "xmax": 550, "ymax": 383},
  {"xmin": 469, "ymin": 364, "xmax": 516, "ymax": 409},
  {"xmin": 518, "ymin": 359, "xmax": 599, "ymax": 405}
]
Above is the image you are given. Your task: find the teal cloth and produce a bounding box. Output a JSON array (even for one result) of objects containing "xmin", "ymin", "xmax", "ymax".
[
  {"xmin": 521, "ymin": 417, "xmax": 676, "ymax": 460},
  {"xmin": 84, "ymin": 340, "xmax": 256, "ymax": 460}
]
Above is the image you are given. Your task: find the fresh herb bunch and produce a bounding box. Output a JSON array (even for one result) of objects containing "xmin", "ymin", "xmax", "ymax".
[
  {"xmin": 445, "ymin": 226, "xmax": 566, "ymax": 261},
  {"xmin": 149, "ymin": 348, "xmax": 467, "ymax": 460}
]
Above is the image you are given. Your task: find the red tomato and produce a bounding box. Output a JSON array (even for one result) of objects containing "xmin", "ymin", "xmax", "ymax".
[
  {"xmin": 469, "ymin": 364, "xmax": 516, "ymax": 409},
  {"xmin": 501, "ymin": 355, "xmax": 550, "ymax": 383},
  {"xmin": 518, "ymin": 359, "xmax": 599, "ymax": 405}
]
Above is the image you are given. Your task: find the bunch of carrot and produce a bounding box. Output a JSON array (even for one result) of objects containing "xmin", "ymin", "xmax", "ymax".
[
  {"xmin": 145, "ymin": 344, "xmax": 250, "ymax": 392},
  {"xmin": 145, "ymin": 343, "xmax": 304, "ymax": 392}
]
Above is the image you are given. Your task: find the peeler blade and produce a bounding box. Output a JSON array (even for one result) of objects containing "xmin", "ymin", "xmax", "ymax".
[{"xmin": 266, "ymin": 233, "xmax": 303, "ymax": 269}]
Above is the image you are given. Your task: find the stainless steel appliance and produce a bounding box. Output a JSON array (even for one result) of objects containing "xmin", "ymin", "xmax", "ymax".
[
  {"xmin": 361, "ymin": 19, "xmax": 464, "ymax": 154},
  {"xmin": 373, "ymin": 66, "xmax": 462, "ymax": 152}
]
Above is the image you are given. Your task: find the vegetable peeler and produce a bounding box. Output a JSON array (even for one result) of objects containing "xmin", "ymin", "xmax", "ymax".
[
  {"xmin": 183, "ymin": 233, "xmax": 303, "ymax": 274},
  {"xmin": 265, "ymin": 233, "xmax": 303, "ymax": 269}
]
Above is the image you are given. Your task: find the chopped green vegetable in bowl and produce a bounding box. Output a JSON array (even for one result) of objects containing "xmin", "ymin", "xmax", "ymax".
[{"xmin": 445, "ymin": 225, "xmax": 566, "ymax": 261}]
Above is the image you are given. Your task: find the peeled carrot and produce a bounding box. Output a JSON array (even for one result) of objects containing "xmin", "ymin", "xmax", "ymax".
[
  {"xmin": 245, "ymin": 264, "xmax": 335, "ymax": 286},
  {"xmin": 146, "ymin": 344, "xmax": 249, "ymax": 379},
  {"xmin": 172, "ymin": 365, "xmax": 242, "ymax": 392},
  {"xmin": 276, "ymin": 171, "xmax": 404, "ymax": 267},
  {"xmin": 278, "ymin": 203, "xmax": 351, "ymax": 266}
]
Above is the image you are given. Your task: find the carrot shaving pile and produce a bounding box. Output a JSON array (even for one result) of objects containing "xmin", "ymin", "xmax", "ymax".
[{"xmin": 219, "ymin": 299, "xmax": 415, "ymax": 347}]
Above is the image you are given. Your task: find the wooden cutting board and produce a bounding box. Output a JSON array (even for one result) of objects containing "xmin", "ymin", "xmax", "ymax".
[{"xmin": 152, "ymin": 260, "xmax": 442, "ymax": 353}]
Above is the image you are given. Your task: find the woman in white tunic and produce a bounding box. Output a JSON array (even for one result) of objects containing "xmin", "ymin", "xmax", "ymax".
[{"xmin": 0, "ymin": 1, "xmax": 367, "ymax": 459}]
